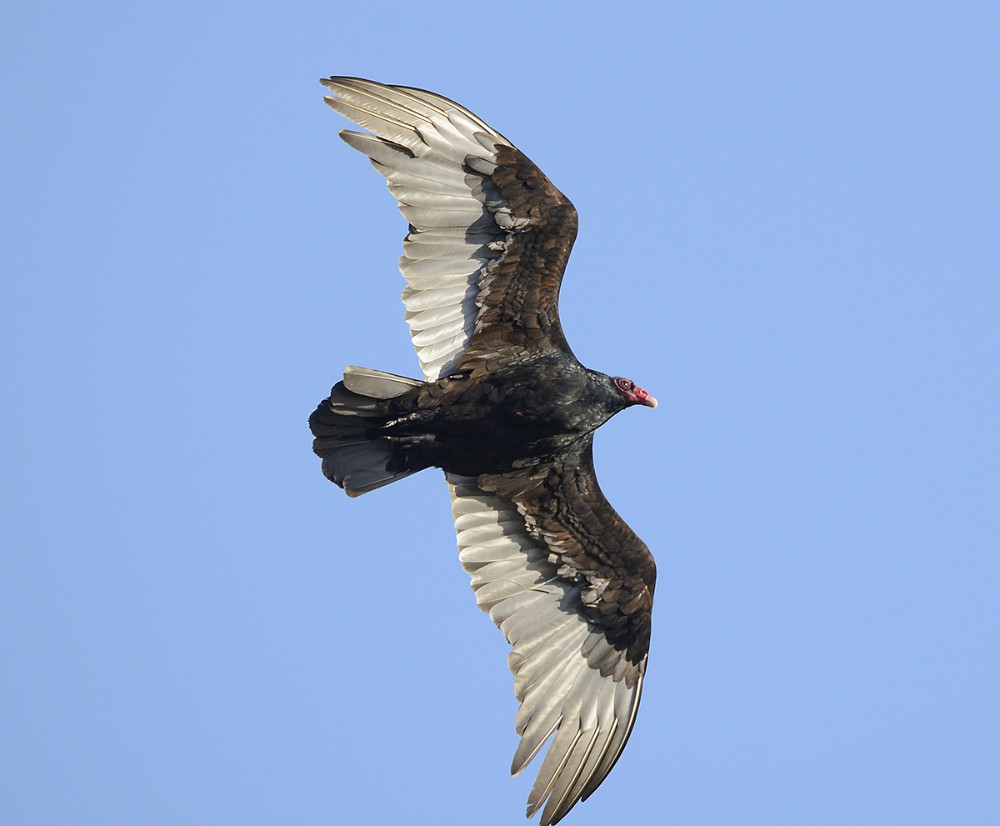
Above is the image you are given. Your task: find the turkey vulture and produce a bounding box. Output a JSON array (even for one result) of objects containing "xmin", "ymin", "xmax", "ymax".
[{"xmin": 309, "ymin": 77, "xmax": 658, "ymax": 825}]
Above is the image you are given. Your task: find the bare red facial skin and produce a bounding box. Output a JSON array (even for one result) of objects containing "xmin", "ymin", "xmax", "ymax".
[
  {"xmin": 631, "ymin": 386, "xmax": 658, "ymax": 408},
  {"xmin": 613, "ymin": 377, "xmax": 658, "ymax": 409}
]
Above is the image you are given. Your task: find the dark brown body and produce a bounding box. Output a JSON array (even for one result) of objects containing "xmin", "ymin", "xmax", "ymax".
[{"xmin": 369, "ymin": 356, "xmax": 630, "ymax": 477}]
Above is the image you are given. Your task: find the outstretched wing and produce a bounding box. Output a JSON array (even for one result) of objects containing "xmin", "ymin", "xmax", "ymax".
[
  {"xmin": 321, "ymin": 77, "xmax": 579, "ymax": 381},
  {"xmin": 447, "ymin": 437, "xmax": 656, "ymax": 825}
]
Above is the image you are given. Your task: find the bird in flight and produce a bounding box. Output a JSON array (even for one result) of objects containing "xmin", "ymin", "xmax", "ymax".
[{"xmin": 309, "ymin": 77, "xmax": 658, "ymax": 825}]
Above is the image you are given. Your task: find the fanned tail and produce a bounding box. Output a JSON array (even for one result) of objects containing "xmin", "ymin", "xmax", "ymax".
[{"xmin": 309, "ymin": 366, "xmax": 425, "ymax": 496}]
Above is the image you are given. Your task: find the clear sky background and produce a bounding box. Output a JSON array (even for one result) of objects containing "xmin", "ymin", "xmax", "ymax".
[{"xmin": 3, "ymin": 2, "xmax": 998, "ymax": 825}]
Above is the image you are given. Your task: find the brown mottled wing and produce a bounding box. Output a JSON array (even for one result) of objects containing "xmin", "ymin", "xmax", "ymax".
[
  {"xmin": 448, "ymin": 436, "xmax": 655, "ymax": 825},
  {"xmin": 321, "ymin": 77, "xmax": 578, "ymax": 381},
  {"xmin": 452, "ymin": 143, "xmax": 578, "ymax": 374}
]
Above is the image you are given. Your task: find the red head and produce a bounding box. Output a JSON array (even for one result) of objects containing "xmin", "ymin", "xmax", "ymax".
[{"xmin": 613, "ymin": 377, "xmax": 658, "ymax": 409}]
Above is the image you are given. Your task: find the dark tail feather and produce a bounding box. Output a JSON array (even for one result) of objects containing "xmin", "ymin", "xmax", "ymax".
[{"xmin": 309, "ymin": 366, "xmax": 425, "ymax": 497}]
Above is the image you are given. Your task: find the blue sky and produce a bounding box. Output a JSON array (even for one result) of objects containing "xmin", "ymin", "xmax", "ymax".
[{"xmin": 3, "ymin": 2, "xmax": 998, "ymax": 824}]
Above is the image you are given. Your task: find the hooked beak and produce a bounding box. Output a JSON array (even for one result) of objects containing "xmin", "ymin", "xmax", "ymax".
[{"xmin": 631, "ymin": 386, "xmax": 657, "ymax": 409}]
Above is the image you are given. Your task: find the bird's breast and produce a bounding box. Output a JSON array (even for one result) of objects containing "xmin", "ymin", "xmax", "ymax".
[{"xmin": 402, "ymin": 362, "xmax": 598, "ymax": 475}]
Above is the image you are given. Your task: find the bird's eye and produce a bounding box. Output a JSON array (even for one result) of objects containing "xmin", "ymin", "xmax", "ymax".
[{"xmin": 616, "ymin": 378, "xmax": 634, "ymax": 392}]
